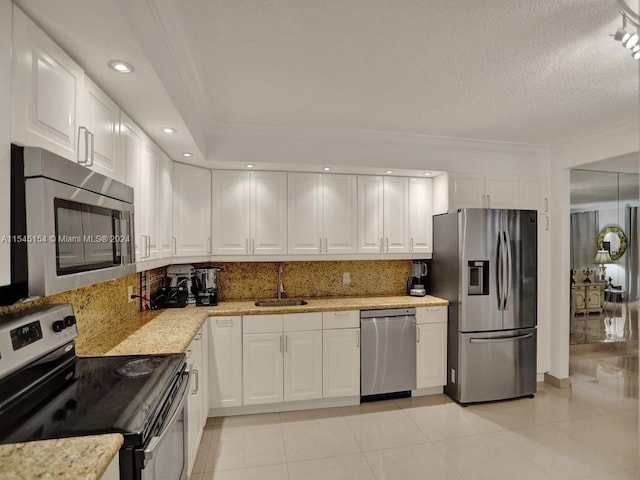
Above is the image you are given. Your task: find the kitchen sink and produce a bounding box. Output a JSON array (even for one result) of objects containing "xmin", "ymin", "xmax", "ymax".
[{"xmin": 254, "ymin": 299, "xmax": 308, "ymax": 307}]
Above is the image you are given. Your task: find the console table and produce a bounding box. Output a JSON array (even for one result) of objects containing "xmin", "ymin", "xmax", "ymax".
[{"xmin": 572, "ymin": 282, "xmax": 604, "ymax": 315}]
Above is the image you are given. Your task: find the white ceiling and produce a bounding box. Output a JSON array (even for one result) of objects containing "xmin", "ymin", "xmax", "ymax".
[{"xmin": 13, "ymin": 0, "xmax": 640, "ymax": 170}]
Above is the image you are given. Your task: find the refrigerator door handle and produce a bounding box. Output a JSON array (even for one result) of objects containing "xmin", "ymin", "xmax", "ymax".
[
  {"xmin": 504, "ymin": 229, "xmax": 513, "ymax": 310},
  {"xmin": 469, "ymin": 333, "xmax": 533, "ymax": 343},
  {"xmin": 496, "ymin": 232, "xmax": 505, "ymax": 310}
]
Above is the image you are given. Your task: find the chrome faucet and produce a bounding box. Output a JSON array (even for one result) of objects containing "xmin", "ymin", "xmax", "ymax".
[{"xmin": 277, "ymin": 263, "xmax": 285, "ymax": 299}]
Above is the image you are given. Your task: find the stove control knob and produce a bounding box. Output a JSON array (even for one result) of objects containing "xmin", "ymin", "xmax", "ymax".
[
  {"xmin": 52, "ymin": 320, "xmax": 65, "ymax": 333},
  {"xmin": 65, "ymin": 399, "xmax": 77, "ymax": 410},
  {"xmin": 64, "ymin": 315, "xmax": 76, "ymax": 327},
  {"xmin": 52, "ymin": 408, "xmax": 66, "ymax": 421}
]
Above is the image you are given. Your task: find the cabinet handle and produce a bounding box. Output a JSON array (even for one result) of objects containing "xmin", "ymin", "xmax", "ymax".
[
  {"xmin": 417, "ymin": 326, "xmax": 421, "ymax": 343},
  {"xmin": 279, "ymin": 334, "xmax": 283, "ymax": 353},
  {"xmin": 410, "ymin": 237, "xmax": 414, "ymax": 252},
  {"xmin": 191, "ymin": 369, "xmax": 199, "ymax": 394},
  {"xmin": 216, "ymin": 318, "xmax": 233, "ymax": 326},
  {"xmin": 246, "ymin": 238, "xmax": 249, "ymax": 254},
  {"xmin": 285, "ymin": 334, "xmax": 288, "ymax": 353},
  {"xmin": 186, "ymin": 349, "xmax": 192, "ymax": 359},
  {"xmin": 356, "ymin": 330, "xmax": 360, "ymax": 348},
  {"xmin": 544, "ymin": 197, "xmax": 549, "ymax": 213},
  {"xmin": 195, "ymin": 332, "xmax": 202, "ymax": 341},
  {"xmin": 545, "ymin": 216, "xmax": 550, "ymax": 231},
  {"xmin": 146, "ymin": 235, "xmax": 151, "ymax": 258},
  {"xmin": 172, "ymin": 237, "xmax": 177, "ymax": 255},
  {"xmin": 380, "ymin": 237, "xmax": 384, "ymax": 253},
  {"xmin": 324, "ymin": 237, "xmax": 328, "ymax": 253},
  {"xmin": 207, "ymin": 237, "xmax": 212, "ymax": 254},
  {"xmin": 77, "ymin": 126, "xmax": 88, "ymax": 164},
  {"xmin": 333, "ymin": 311, "xmax": 350, "ymax": 316},
  {"xmin": 87, "ymin": 131, "xmax": 95, "ymax": 167},
  {"xmin": 486, "ymin": 194, "xmax": 491, "ymax": 208}
]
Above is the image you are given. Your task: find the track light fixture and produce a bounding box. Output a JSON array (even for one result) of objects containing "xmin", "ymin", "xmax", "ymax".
[{"xmin": 612, "ymin": 9, "xmax": 640, "ymax": 59}]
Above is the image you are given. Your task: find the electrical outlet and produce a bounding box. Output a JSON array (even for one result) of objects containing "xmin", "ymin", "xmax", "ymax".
[
  {"xmin": 342, "ymin": 272, "xmax": 351, "ymax": 285},
  {"xmin": 127, "ymin": 285, "xmax": 134, "ymax": 303}
]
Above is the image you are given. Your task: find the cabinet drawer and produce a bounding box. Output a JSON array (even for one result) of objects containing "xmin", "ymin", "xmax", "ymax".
[
  {"xmin": 243, "ymin": 315, "xmax": 283, "ymax": 334},
  {"xmin": 284, "ymin": 312, "xmax": 322, "ymax": 332},
  {"xmin": 416, "ymin": 306, "xmax": 447, "ymax": 324},
  {"xmin": 322, "ymin": 311, "xmax": 359, "ymax": 329}
]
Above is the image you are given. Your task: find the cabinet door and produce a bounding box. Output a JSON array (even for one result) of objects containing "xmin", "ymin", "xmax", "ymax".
[
  {"xmin": 519, "ymin": 177, "xmax": 549, "ymax": 213},
  {"xmin": 243, "ymin": 333, "xmax": 283, "ymax": 405},
  {"xmin": 357, "ymin": 176, "xmax": 384, "ymax": 253},
  {"xmin": 485, "ymin": 174, "xmax": 518, "ymax": 209},
  {"xmin": 448, "ymin": 172, "xmax": 484, "ymax": 209},
  {"xmin": 251, "ymin": 171, "xmax": 287, "ymax": 255},
  {"xmin": 323, "ymin": 175, "xmax": 358, "ymax": 254},
  {"xmin": 211, "ymin": 170, "xmax": 250, "ymax": 255},
  {"xmin": 284, "ymin": 330, "xmax": 323, "ymax": 402},
  {"xmin": 323, "ymin": 328, "xmax": 360, "ymax": 398},
  {"xmin": 12, "ymin": 7, "xmax": 85, "ymax": 162},
  {"xmin": 84, "ymin": 78, "xmax": 121, "ymax": 182},
  {"xmin": 383, "ymin": 177, "xmax": 409, "ymax": 253},
  {"xmin": 158, "ymin": 151, "xmax": 173, "ymax": 258},
  {"xmin": 186, "ymin": 329, "xmax": 204, "ymax": 475},
  {"xmin": 209, "ymin": 317, "xmax": 242, "ymax": 408},
  {"xmin": 140, "ymin": 139, "xmax": 160, "ymax": 260},
  {"xmin": 573, "ymin": 286, "xmax": 586, "ymax": 312},
  {"xmin": 121, "ymin": 114, "xmax": 143, "ymax": 261},
  {"xmin": 173, "ymin": 163, "xmax": 211, "ymax": 256},
  {"xmin": 288, "ymin": 173, "xmax": 322, "ymax": 254},
  {"xmin": 416, "ymin": 323, "xmax": 447, "ymax": 389},
  {"xmin": 408, "ymin": 178, "xmax": 433, "ymax": 254}
]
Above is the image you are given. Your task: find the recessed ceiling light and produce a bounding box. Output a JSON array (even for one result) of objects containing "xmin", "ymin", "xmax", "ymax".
[
  {"xmin": 182, "ymin": 152, "xmax": 193, "ymax": 158},
  {"xmin": 161, "ymin": 127, "xmax": 177, "ymax": 134},
  {"xmin": 385, "ymin": 170, "xmax": 393, "ymax": 174},
  {"xmin": 423, "ymin": 172, "xmax": 431, "ymax": 176},
  {"xmin": 107, "ymin": 60, "xmax": 134, "ymax": 74},
  {"xmin": 246, "ymin": 164, "xmax": 254, "ymax": 168},
  {"xmin": 323, "ymin": 167, "xmax": 331, "ymax": 171}
]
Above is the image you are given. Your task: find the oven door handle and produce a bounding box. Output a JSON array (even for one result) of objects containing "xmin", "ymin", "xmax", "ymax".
[{"xmin": 143, "ymin": 371, "xmax": 189, "ymax": 462}]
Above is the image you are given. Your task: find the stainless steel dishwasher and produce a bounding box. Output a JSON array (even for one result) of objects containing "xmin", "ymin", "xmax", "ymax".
[{"xmin": 360, "ymin": 308, "xmax": 417, "ymax": 399}]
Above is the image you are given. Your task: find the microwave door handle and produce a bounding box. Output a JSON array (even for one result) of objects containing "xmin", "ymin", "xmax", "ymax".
[
  {"xmin": 144, "ymin": 371, "xmax": 189, "ymax": 462},
  {"xmin": 114, "ymin": 214, "xmax": 122, "ymax": 264}
]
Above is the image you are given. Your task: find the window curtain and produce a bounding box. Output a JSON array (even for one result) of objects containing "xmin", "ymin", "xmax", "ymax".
[{"xmin": 570, "ymin": 211, "xmax": 599, "ymax": 271}]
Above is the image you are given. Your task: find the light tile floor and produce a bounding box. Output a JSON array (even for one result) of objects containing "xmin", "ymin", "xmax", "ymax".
[{"xmin": 191, "ymin": 347, "xmax": 639, "ymax": 480}]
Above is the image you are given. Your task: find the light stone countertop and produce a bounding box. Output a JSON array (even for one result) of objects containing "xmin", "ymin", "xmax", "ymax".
[{"xmin": 0, "ymin": 434, "xmax": 123, "ymax": 480}]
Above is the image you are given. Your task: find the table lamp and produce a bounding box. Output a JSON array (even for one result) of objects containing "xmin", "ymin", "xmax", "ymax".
[{"xmin": 594, "ymin": 249, "xmax": 612, "ymax": 283}]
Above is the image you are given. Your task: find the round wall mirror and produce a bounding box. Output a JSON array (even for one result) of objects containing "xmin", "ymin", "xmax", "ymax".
[{"xmin": 597, "ymin": 226, "xmax": 627, "ymax": 261}]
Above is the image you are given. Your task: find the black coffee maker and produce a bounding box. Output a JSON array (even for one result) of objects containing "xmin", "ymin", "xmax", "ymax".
[
  {"xmin": 407, "ymin": 260, "xmax": 430, "ymax": 296},
  {"xmin": 192, "ymin": 267, "xmax": 224, "ymax": 306}
]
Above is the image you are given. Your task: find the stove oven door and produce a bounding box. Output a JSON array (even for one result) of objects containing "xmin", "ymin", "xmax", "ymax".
[{"xmin": 139, "ymin": 371, "xmax": 189, "ymax": 480}]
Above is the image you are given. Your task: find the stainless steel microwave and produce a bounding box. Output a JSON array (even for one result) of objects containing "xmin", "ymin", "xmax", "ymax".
[{"xmin": 11, "ymin": 146, "xmax": 136, "ymax": 298}]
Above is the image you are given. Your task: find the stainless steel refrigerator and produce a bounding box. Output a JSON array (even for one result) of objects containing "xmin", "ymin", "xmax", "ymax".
[{"xmin": 432, "ymin": 209, "xmax": 537, "ymax": 405}]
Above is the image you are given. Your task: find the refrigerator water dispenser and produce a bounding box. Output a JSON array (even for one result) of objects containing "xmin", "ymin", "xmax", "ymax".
[{"xmin": 467, "ymin": 261, "xmax": 489, "ymax": 295}]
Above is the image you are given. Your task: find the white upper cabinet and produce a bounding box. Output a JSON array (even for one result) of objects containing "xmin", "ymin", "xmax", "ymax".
[
  {"xmin": 121, "ymin": 113, "xmax": 143, "ymax": 260},
  {"xmin": 519, "ymin": 176, "xmax": 549, "ymax": 213},
  {"xmin": 212, "ymin": 170, "xmax": 287, "ymax": 255},
  {"xmin": 173, "ymin": 163, "xmax": 212, "ymax": 257},
  {"xmin": 139, "ymin": 138, "xmax": 161, "ymax": 261},
  {"xmin": 251, "ymin": 171, "xmax": 288, "ymax": 255},
  {"xmin": 288, "ymin": 173, "xmax": 357, "ymax": 255},
  {"xmin": 433, "ymin": 172, "xmax": 546, "ymax": 214},
  {"xmin": 158, "ymin": 150, "xmax": 173, "ymax": 258},
  {"xmin": 0, "ymin": 0, "xmax": 11, "ymax": 287},
  {"xmin": 83, "ymin": 77, "xmax": 122, "ymax": 182},
  {"xmin": 358, "ymin": 176, "xmax": 409, "ymax": 254},
  {"xmin": 12, "ymin": 6, "xmax": 85, "ymax": 162},
  {"xmin": 408, "ymin": 178, "xmax": 433, "ymax": 254}
]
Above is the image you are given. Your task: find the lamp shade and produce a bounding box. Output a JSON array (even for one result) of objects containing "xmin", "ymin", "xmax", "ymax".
[{"xmin": 594, "ymin": 250, "xmax": 612, "ymax": 264}]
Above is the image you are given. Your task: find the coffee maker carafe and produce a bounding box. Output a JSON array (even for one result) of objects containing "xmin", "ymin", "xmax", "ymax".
[
  {"xmin": 407, "ymin": 260, "xmax": 430, "ymax": 296},
  {"xmin": 192, "ymin": 267, "xmax": 223, "ymax": 306}
]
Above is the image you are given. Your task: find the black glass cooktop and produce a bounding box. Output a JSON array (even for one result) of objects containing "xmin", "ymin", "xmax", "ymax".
[{"xmin": 0, "ymin": 352, "xmax": 186, "ymax": 447}]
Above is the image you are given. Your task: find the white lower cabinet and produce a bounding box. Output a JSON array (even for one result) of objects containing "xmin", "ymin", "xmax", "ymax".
[
  {"xmin": 186, "ymin": 327, "xmax": 206, "ymax": 475},
  {"xmin": 100, "ymin": 455, "xmax": 120, "ymax": 480},
  {"xmin": 322, "ymin": 328, "xmax": 360, "ymax": 398},
  {"xmin": 242, "ymin": 313, "xmax": 323, "ymax": 406},
  {"xmin": 284, "ymin": 330, "xmax": 323, "ymax": 401},
  {"xmin": 209, "ymin": 316, "xmax": 243, "ymax": 408},
  {"xmin": 415, "ymin": 307, "xmax": 448, "ymax": 390}
]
